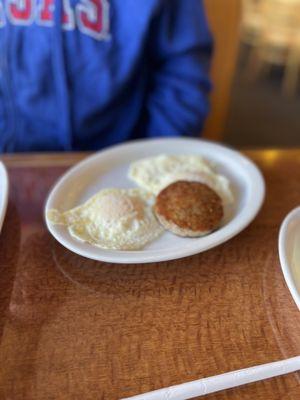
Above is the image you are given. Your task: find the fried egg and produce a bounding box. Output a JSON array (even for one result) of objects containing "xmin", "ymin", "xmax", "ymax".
[
  {"xmin": 47, "ymin": 188, "xmax": 163, "ymax": 250},
  {"xmin": 128, "ymin": 154, "xmax": 234, "ymax": 205}
]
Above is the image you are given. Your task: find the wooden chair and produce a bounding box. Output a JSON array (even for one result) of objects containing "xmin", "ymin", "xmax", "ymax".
[{"xmin": 202, "ymin": 0, "xmax": 242, "ymax": 141}]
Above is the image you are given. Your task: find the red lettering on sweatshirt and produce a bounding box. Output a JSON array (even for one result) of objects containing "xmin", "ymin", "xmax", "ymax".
[
  {"xmin": 37, "ymin": 0, "xmax": 74, "ymax": 29},
  {"xmin": 7, "ymin": 0, "xmax": 33, "ymax": 24},
  {"xmin": 76, "ymin": 0, "xmax": 109, "ymax": 40},
  {"xmin": 38, "ymin": 0, "xmax": 54, "ymax": 25},
  {"xmin": 0, "ymin": 0, "xmax": 110, "ymax": 41}
]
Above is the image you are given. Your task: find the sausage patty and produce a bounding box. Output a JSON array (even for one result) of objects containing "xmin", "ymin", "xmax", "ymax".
[{"xmin": 154, "ymin": 181, "xmax": 224, "ymax": 237}]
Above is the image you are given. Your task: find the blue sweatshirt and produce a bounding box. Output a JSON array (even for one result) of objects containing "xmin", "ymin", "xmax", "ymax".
[{"xmin": 0, "ymin": 0, "xmax": 213, "ymax": 152}]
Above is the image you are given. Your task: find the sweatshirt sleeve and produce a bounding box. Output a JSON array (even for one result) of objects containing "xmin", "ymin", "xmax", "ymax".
[{"xmin": 145, "ymin": 0, "xmax": 213, "ymax": 138}]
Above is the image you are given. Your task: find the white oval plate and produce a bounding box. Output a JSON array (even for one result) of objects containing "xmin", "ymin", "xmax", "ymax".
[
  {"xmin": 0, "ymin": 161, "xmax": 9, "ymax": 233},
  {"xmin": 279, "ymin": 206, "xmax": 300, "ymax": 310},
  {"xmin": 45, "ymin": 138, "xmax": 265, "ymax": 264}
]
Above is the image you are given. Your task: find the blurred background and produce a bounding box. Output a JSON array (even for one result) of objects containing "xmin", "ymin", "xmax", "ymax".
[{"xmin": 203, "ymin": 0, "xmax": 300, "ymax": 148}]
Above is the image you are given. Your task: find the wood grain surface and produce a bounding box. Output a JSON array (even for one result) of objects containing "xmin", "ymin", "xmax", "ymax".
[{"xmin": 0, "ymin": 149, "xmax": 300, "ymax": 400}]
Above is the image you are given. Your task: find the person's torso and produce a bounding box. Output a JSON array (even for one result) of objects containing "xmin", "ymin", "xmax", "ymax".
[{"xmin": 0, "ymin": 0, "xmax": 161, "ymax": 152}]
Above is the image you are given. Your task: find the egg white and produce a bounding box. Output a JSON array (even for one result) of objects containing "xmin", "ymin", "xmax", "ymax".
[
  {"xmin": 47, "ymin": 188, "xmax": 163, "ymax": 250},
  {"xmin": 129, "ymin": 154, "xmax": 234, "ymax": 205}
]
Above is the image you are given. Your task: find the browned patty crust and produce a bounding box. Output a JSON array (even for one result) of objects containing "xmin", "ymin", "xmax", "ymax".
[{"xmin": 154, "ymin": 181, "xmax": 224, "ymax": 237}]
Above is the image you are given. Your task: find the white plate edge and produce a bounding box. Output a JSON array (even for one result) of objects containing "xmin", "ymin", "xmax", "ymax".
[
  {"xmin": 278, "ymin": 206, "xmax": 300, "ymax": 310},
  {"xmin": 0, "ymin": 161, "xmax": 9, "ymax": 233}
]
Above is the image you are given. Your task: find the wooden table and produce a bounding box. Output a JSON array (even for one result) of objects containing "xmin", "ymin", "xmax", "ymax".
[{"xmin": 0, "ymin": 150, "xmax": 300, "ymax": 400}]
